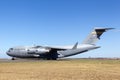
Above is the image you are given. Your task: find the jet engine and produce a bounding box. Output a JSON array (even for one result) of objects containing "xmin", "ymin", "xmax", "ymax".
[{"xmin": 27, "ymin": 48, "xmax": 50, "ymax": 54}]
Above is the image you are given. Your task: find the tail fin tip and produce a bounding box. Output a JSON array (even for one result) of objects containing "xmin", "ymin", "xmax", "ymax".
[{"xmin": 82, "ymin": 27, "xmax": 114, "ymax": 45}]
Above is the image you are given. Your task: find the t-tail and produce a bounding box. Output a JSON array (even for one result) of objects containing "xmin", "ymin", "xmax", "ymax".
[{"xmin": 82, "ymin": 28, "xmax": 114, "ymax": 45}]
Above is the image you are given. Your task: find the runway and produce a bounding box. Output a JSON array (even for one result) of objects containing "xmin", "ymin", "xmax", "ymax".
[
  {"xmin": 0, "ymin": 58, "xmax": 120, "ymax": 63},
  {"xmin": 0, "ymin": 58, "xmax": 120, "ymax": 80},
  {"xmin": 0, "ymin": 58, "xmax": 70, "ymax": 63},
  {"xmin": 0, "ymin": 58, "xmax": 44, "ymax": 63}
]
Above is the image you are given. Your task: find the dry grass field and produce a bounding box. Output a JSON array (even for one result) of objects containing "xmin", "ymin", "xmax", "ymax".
[{"xmin": 0, "ymin": 59, "xmax": 120, "ymax": 80}]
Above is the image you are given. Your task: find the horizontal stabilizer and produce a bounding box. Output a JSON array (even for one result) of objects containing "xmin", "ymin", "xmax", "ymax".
[
  {"xmin": 82, "ymin": 27, "xmax": 114, "ymax": 45},
  {"xmin": 95, "ymin": 28, "xmax": 114, "ymax": 39}
]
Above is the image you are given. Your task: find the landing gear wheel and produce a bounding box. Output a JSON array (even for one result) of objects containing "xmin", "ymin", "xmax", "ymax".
[
  {"xmin": 46, "ymin": 58, "xmax": 57, "ymax": 60},
  {"xmin": 47, "ymin": 58, "xmax": 51, "ymax": 60},
  {"xmin": 11, "ymin": 57, "xmax": 15, "ymax": 60},
  {"xmin": 52, "ymin": 58, "xmax": 57, "ymax": 60}
]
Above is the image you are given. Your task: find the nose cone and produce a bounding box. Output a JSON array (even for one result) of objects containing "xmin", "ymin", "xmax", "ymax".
[
  {"xmin": 6, "ymin": 50, "xmax": 12, "ymax": 56},
  {"xmin": 6, "ymin": 51, "xmax": 10, "ymax": 55}
]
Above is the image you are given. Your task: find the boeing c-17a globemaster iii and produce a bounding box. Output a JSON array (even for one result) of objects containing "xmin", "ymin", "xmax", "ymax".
[{"xmin": 6, "ymin": 28, "xmax": 114, "ymax": 60}]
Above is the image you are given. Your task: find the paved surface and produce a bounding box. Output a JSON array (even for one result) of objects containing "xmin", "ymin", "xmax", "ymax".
[
  {"xmin": 0, "ymin": 58, "xmax": 70, "ymax": 63},
  {"xmin": 0, "ymin": 58, "xmax": 45, "ymax": 63},
  {"xmin": 0, "ymin": 58, "xmax": 120, "ymax": 63}
]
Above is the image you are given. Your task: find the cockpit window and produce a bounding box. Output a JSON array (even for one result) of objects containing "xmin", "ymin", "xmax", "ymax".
[{"xmin": 10, "ymin": 48, "xmax": 13, "ymax": 50}]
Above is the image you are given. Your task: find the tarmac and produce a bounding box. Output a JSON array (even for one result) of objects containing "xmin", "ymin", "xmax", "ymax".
[{"xmin": 0, "ymin": 58, "xmax": 120, "ymax": 63}]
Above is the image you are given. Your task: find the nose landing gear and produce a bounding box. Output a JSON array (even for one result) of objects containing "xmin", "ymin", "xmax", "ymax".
[{"xmin": 11, "ymin": 57, "xmax": 15, "ymax": 60}]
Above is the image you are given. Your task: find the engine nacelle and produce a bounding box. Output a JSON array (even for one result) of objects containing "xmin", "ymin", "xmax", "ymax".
[
  {"xmin": 36, "ymin": 48, "xmax": 50, "ymax": 54},
  {"xmin": 27, "ymin": 48, "xmax": 50, "ymax": 54}
]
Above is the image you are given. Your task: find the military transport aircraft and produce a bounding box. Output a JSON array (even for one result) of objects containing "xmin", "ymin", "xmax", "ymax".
[{"xmin": 6, "ymin": 28, "xmax": 114, "ymax": 60}]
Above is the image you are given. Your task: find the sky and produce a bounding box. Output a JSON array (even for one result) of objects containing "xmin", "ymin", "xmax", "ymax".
[{"xmin": 0, "ymin": 0, "xmax": 120, "ymax": 58}]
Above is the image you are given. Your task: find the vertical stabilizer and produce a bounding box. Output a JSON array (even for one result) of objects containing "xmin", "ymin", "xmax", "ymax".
[{"xmin": 82, "ymin": 28, "xmax": 114, "ymax": 45}]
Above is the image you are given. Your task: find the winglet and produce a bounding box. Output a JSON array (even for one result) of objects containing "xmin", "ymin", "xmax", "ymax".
[{"xmin": 72, "ymin": 42, "xmax": 78, "ymax": 49}]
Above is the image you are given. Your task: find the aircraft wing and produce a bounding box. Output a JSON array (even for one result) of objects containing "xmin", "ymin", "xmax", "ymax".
[
  {"xmin": 32, "ymin": 45, "xmax": 67, "ymax": 51},
  {"xmin": 45, "ymin": 46, "xmax": 67, "ymax": 51},
  {"xmin": 33, "ymin": 42, "xmax": 78, "ymax": 51}
]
